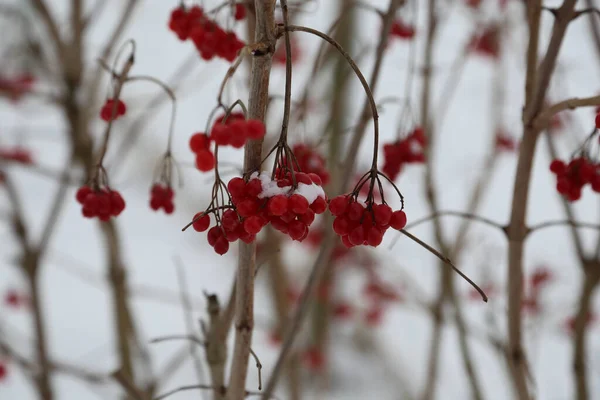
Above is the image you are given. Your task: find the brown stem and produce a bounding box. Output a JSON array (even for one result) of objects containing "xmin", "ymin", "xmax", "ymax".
[
  {"xmin": 507, "ymin": 1, "xmax": 577, "ymax": 398},
  {"xmin": 227, "ymin": 1, "xmax": 276, "ymax": 399},
  {"xmin": 264, "ymin": 229, "xmax": 301, "ymax": 400},
  {"xmin": 573, "ymin": 261, "xmax": 600, "ymax": 400},
  {"xmin": 338, "ymin": 0, "xmax": 402, "ymax": 188}
]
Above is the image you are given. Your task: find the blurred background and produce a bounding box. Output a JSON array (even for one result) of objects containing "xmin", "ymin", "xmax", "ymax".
[{"xmin": 1, "ymin": 0, "xmax": 599, "ymax": 399}]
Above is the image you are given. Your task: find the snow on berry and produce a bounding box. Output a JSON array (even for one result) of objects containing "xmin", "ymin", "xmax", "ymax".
[
  {"xmin": 282, "ymin": 144, "xmax": 330, "ymax": 186},
  {"xmin": 168, "ymin": 5, "xmax": 245, "ymax": 62},
  {"xmin": 75, "ymin": 185, "xmax": 126, "ymax": 220},
  {"xmin": 100, "ymin": 98, "xmax": 127, "ymax": 121}
]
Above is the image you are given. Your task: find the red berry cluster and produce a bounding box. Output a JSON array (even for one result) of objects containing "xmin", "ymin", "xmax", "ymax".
[
  {"xmin": 231, "ymin": 171, "xmax": 327, "ymax": 242},
  {"xmin": 495, "ymin": 131, "xmax": 519, "ymax": 152},
  {"xmin": 274, "ymin": 37, "xmax": 302, "ymax": 66},
  {"xmin": 283, "ymin": 144, "xmax": 330, "ymax": 186},
  {"xmin": 168, "ymin": 5, "xmax": 245, "ymax": 62},
  {"xmin": 4, "ymin": 289, "xmax": 29, "ymax": 309},
  {"xmin": 0, "ymin": 362, "xmax": 6, "ymax": 381},
  {"xmin": 382, "ymin": 127, "xmax": 426, "ymax": 180},
  {"xmin": 210, "ymin": 112, "xmax": 266, "ymax": 148},
  {"xmin": 550, "ymin": 157, "xmax": 599, "ymax": 201},
  {"xmin": 100, "ymin": 98, "xmax": 127, "ymax": 121},
  {"xmin": 0, "ymin": 73, "xmax": 35, "ymax": 101},
  {"xmin": 390, "ymin": 20, "xmax": 416, "ymax": 40},
  {"xmin": 75, "ymin": 186, "xmax": 126, "ymax": 220},
  {"xmin": 191, "ymin": 210, "xmax": 254, "ymax": 255},
  {"xmin": 150, "ymin": 184, "xmax": 175, "ymax": 214},
  {"xmin": 469, "ymin": 27, "xmax": 500, "ymax": 58},
  {"xmin": 328, "ymin": 196, "xmax": 407, "ymax": 248},
  {"xmin": 233, "ymin": 4, "xmax": 246, "ymax": 20},
  {"xmin": 189, "ymin": 132, "xmax": 215, "ymax": 172},
  {"xmin": 0, "ymin": 147, "xmax": 33, "ymax": 164}
]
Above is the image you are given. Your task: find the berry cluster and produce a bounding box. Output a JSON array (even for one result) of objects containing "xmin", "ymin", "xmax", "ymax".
[
  {"xmin": 0, "ymin": 73, "xmax": 35, "ymax": 101},
  {"xmin": 4, "ymin": 289, "xmax": 29, "ymax": 309},
  {"xmin": 191, "ymin": 210, "xmax": 254, "ymax": 255},
  {"xmin": 168, "ymin": 5, "xmax": 245, "ymax": 62},
  {"xmin": 283, "ymin": 144, "xmax": 330, "ymax": 186},
  {"xmin": 328, "ymin": 195, "xmax": 407, "ymax": 248},
  {"xmin": 382, "ymin": 127, "xmax": 426, "ymax": 180},
  {"xmin": 390, "ymin": 20, "xmax": 416, "ymax": 40},
  {"xmin": 0, "ymin": 362, "xmax": 6, "ymax": 381},
  {"xmin": 233, "ymin": 4, "xmax": 246, "ymax": 20},
  {"xmin": 274, "ymin": 37, "xmax": 302, "ymax": 66},
  {"xmin": 0, "ymin": 147, "xmax": 33, "ymax": 164},
  {"xmin": 150, "ymin": 184, "xmax": 175, "ymax": 214},
  {"xmin": 210, "ymin": 112, "xmax": 266, "ymax": 148},
  {"xmin": 550, "ymin": 157, "xmax": 599, "ymax": 201},
  {"xmin": 100, "ymin": 98, "xmax": 127, "ymax": 121},
  {"xmin": 469, "ymin": 27, "xmax": 500, "ymax": 58},
  {"xmin": 75, "ymin": 186, "xmax": 126, "ymax": 220},
  {"xmin": 260, "ymin": 171, "xmax": 327, "ymax": 240},
  {"xmin": 189, "ymin": 132, "xmax": 215, "ymax": 172},
  {"xmin": 191, "ymin": 171, "xmax": 327, "ymax": 255},
  {"xmin": 495, "ymin": 131, "xmax": 519, "ymax": 152}
]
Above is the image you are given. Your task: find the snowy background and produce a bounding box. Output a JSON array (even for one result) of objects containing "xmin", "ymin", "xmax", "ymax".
[{"xmin": 1, "ymin": 0, "xmax": 600, "ymax": 399}]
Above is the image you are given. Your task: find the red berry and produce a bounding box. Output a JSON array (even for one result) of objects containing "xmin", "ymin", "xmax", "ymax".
[
  {"xmin": 243, "ymin": 216, "xmax": 263, "ymax": 235},
  {"xmin": 288, "ymin": 220, "xmax": 308, "ymax": 241},
  {"xmin": 227, "ymin": 177, "xmax": 247, "ymax": 199},
  {"xmin": 372, "ymin": 203, "xmax": 392, "ymax": 226},
  {"xmin": 347, "ymin": 202, "xmax": 365, "ymax": 222},
  {"xmin": 207, "ymin": 226, "xmax": 222, "ymax": 246},
  {"xmin": 267, "ymin": 195, "xmax": 289, "ymax": 216},
  {"xmin": 164, "ymin": 202, "xmax": 174, "ymax": 214},
  {"xmin": 0, "ymin": 363, "xmax": 7, "ymax": 380},
  {"xmin": 76, "ymin": 186, "xmax": 92, "ymax": 204},
  {"xmin": 237, "ymin": 199, "xmax": 259, "ymax": 217},
  {"xmin": 211, "ymin": 124, "xmax": 231, "ymax": 146},
  {"xmin": 329, "ymin": 195, "xmax": 349, "ymax": 216},
  {"xmin": 333, "ymin": 216, "xmax": 352, "ymax": 235},
  {"xmin": 189, "ymin": 132, "xmax": 209, "ymax": 153},
  {"xmin": 549, "ymin": 159, "xmax": 566, "ymax": 175},
  {"xmin": 234, "ymin": 4, "xmax": 246, "ymax": 20},
  {"xmin": 367, "ymin": 227, "xmax": 384, "ymax": 247},
  {"xmin": 341, "ymin": 235, "xmax": 354, "ymax": 248},
  {"xmin": 289, "ymin": 194, "xmax": 309, "ymax": 214},
  {"xmin": 245, "ymin": 120, "xmax": 266, "ymax": 140},
  {"xmin": 221, "ymin": 209, "xmax": 240, "ymax": 231},
  {"xmin": 298, "ymin": 209, "xmax": 315, "ymax": 225},
  {"xmin": 348, "ymin": 225, "xmax": 365, "ymax": 246},
  {"xmin": 246, "ymin": 178, "xmax": 263, "ymax": 197},
  {"xmin": 390, "ymin": 210, "xmax": 407, "ymax": 230},
  {"xmin": 195, "ymin": 149, "xmax": 215, "ymax": 172},
  {"xmin": 310, "ymin": 196, "xmax": 327, "ymax": 214},
  {"xmin": 595, "ymin": 112, "xmax": 600, "ymax": 129},
  {"xmin": 213, "ymin": 236, "xmax": 230, "ymax": 255},
  {"xmin": 193, "ymin": 213, "xmax": 210, "ymax": 232}
]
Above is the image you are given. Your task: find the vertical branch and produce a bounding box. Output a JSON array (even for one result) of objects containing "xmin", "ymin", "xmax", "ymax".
[
  {"xmin": 228, "ymin": 1, "xmax": 276, "ymax": 399},
  {"xmin": 506, "ymin": 1, "xmax": 576, "ymax": 398},
  {"xmin": 339, "ymin": 0, "xmax": 403, "ymax": 190},
  {"xmin": 572, "ymin": 261, "xmax": 600, "ymax": 400}
]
